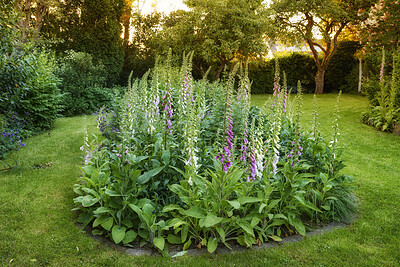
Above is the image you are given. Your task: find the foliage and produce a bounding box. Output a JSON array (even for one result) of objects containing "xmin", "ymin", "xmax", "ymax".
[
  {"xmin": 360, "ymin": 0, "xmax": 400, "ymax": 54},
  {"xmin": 325, "ymin": 41, "xmax": 362, "ymax": 94},
  {"xmin": 270, "ymin": 0, "xmax": 374, "ymax": 94},
  {"xmin": 249, "ymin": 53, "xmax": 316, "ymax": 94},
  {"xmin": 119, "ymin": 11, "xmax": 163, "ymax": 84},
  {"xmin": 55, "ymin": 50, "xmax": 123, "ymax": 116},
  {"xmin": 363, "ymin": 48, "xmax": 400, "ymax": 132},
  {"xmin": 0, "ymin": 0, "xmax": 19, "ymax": 54},
  {"xmin": 0, "ymin": 47, "xmax": 62, "ymax": 158},
  {"xmin": 41, "ymin": 0, "xmax": 126, "ymax": 86},
  {"xmin": 159, "ymin": 0, "xmax": 269, "ymax": 80},
  {"xmin": 73, "ymin": 55, "xmax": 355, "ymax": 255}
]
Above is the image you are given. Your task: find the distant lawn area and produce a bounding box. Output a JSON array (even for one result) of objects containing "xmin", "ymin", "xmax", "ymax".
[{"xmin": 1, "ymin": 94, "xmax": 399, "ymax": 266}]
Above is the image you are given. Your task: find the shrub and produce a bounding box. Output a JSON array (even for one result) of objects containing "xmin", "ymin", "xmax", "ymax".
[
  {"xmin": 73, "ymin": 56, "xmax": 355, "ymax": 255},
  {"xmin": 248, "ymin": 53, "xmax": 316, "ymax": 94},
  {"xmin": 325, "ymin": 41, "xmax": 361, "ymax": 93},
  {"xmin": 0, "ymin": 48, "xmax": 62, "ymax": 158},
  {"xmin": 363, "ymin": 48, "xmax": 400, "ymax": 132},
  {"xmin": 56, "ymin": 51, "xmax": 122, "ymax": 116}
]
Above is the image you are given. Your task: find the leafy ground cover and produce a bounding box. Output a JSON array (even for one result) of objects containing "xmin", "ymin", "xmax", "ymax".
[{"xmin": 1, "ymin": 94, "xmax": 399, "ymax": 266}]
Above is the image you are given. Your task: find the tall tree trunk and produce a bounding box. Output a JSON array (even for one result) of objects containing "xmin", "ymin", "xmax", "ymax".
[
  {"xmin": 123, "ymin": 17, "xmax": 130, "ymax": 45},
  {"xmin": 314, "ymin": 68, "xmax": 325, "ymax": 94},
  {"xmin": 34, "ymin": 0, "xmax": 48, "ymax": 39}
]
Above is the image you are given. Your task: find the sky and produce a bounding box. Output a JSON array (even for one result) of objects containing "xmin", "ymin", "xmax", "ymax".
[
  {"xmin": 140, "ymin": 0, "xmax": 272, "ymax": 14},
  {"xmin": 141, "ymin": 0, "xmax": 189, "ymax": 15}
]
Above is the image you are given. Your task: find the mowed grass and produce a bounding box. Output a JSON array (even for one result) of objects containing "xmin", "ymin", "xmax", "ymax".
[{"xmin": 1, "ymin": 94, "xmax": 399, "ymax": 266}]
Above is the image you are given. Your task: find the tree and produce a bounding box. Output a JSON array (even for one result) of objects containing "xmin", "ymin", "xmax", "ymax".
[
  {"xmin": 162, "ymin": 0, "xmax": 268, "ymax": 80},
  {"xmin": 41, "ymin": 0, "xmax": 126, "ymax": 85},
  {"xmin": 270, "ymin": 0, "xmax": 374, "ymax": 94},
  {"xmin": 361, "ymin": 0, "xmax": 400, "ymax": 53},
  {"xmin": 0, "ymin": 0, "xmax": 20, "ymax": 53}
]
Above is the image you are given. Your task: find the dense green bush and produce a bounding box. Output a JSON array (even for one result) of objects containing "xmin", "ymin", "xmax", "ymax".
[
  {"xmin": 325, "ymin": 41, "xmax": 361, "ymax": 93},
  {"xmin": 56, "ymin": 51, "xmax": 123, "ymax": 116},
  {"xmin": 363, "ymin": 48, "xmax": 400, "ymax": 132},
  {"xmin": 0, "ymin": 49, "xmax": 62, "ymax": 158},
  {"xmin": 74, "ymin": 57, "xmax": 355, "ymax": 255},
  {"xmin": 248, "ymin": 53, "xmax": 316, "ymax": 94}
]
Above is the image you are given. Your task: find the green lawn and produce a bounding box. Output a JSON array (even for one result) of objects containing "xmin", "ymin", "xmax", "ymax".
[{"xmin": 1, "ymin": 94, "xmax": 399, "ymax": 266}]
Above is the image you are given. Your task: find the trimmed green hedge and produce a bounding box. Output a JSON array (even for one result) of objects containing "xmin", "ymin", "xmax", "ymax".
[{"xmin": 248, "ymin": 41, "xmax": 361, "ymax": 94}]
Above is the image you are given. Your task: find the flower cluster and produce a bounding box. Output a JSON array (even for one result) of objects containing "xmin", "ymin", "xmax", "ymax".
[
  {"xmin": 94, "ymin": 108, "xmax": 119, "ymax": 134},
  {"xmin": 240, "ymin": 122, "xmax": 249, "ymax": 164},
  {"xmin": 222, "ymin": 112, "xmax": 234, "ymax": 172},
  {"xmin": 162, "ymin": 87, "xmax": 174, "ymax": 134},
  {"xmin": 273, "ymin": 58, "xmax": 281, "ymax": 98},
  {"xmin": 380, "ymin": 48, "xmax": 385, "ymax": 83},
  {"xmin": 248, "ymin": 147, "xmax": 257, "ymax": 182},
  {"xmin": 1, "ymin": 130, "xmax": 26, "ymax": 149}
]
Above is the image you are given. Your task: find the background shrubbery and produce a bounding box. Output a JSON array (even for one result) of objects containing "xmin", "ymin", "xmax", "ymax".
[
  {"xmin": 245, "ymin": 41, "xmax": 361, "ymax": 95},
  {"xmin": 362, "ymin": 48, "xmax": 400, "ymax": 132},
  {"xmin": 55, "ymin": 50, "xmax": 124, "ymax": 116},
  {"xmin": 0, "ymin": 48, "xmax": 62, "ymax": 158}
]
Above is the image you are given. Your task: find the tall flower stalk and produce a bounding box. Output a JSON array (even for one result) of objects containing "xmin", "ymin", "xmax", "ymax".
[
  {"xmin": 162, "ymin": 82, "xmax": 174, "ymax": 135},
  {"xmin": 330, "ymin": 91, "xmax": 342, "ymax": 161}
]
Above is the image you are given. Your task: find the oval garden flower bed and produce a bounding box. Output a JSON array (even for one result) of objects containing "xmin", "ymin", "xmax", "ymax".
[{"xmin": 73, "ymin": 55, "xmax": 356, "ymax": 256}]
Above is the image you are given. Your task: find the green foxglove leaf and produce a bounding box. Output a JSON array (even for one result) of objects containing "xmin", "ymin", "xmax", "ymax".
[
  {"xmin": 162, "ymin": 150, "xmax": 171, "ymax": 165},
  {"xmin": 81, "ymin": 195, "xmax": 98, "ymax": 207},
  {"xmin": 269, "ymin": 235, "xmax": 282, "ymax": 242},
  {"xmin": 93, "ymin": 215, "xmax": 110, "ymax": 228},
  {"xmin": 227, "ymin": 200, "xmax": 240, "ymax": 209},
  {"xmin": 136, "ymin": 198, "xmax": 152, "ymax": 208},
  {"xmin": 101, "ymin": 217, "xmax": 114, "ymax": 231},
  {"xmin": 142, "ymin": 203, "xmax": 155, "ymax": 214},
  {"xmin": 163, "ymin": 204, "xmax": 183, "ymax": 213},
  {"xmin": 153, "ymin": 236, "xmax": 165, "ymax": 251},
  {"xmin": 181, "ymin": 224, "xmax": 188, "ymax": 242},
  {"xmin": 259, "ymin": 203, "xmax": 267, "ymax": 213},
  {"xmin": 216, "ymin": 227, "xmax": 225, "ymax": 242},
  {"xmin": 112, "ymin": 225, "xmax": 126, "ymax": 244},
  {"xmin": 182, "ymin": 207, "xmax": 207, "ymax": 219},
  {"xmin": 104, "ymin": 189, "xmax": 123, "ymax": 197},
  {"xmin": 123, "ymin": 230, "xmax": 137, "ymax": 244},
  {"xmin": 168, "ymin": 184, "xmax": 186, "ymax": 196},
  {"xmin": 137, "ymin": 166, "xmax": 164, "ymax": 184},
  {"xmin": 207, "ymin": 237, "xmax": 218, "ymax": 253},
  {"xmin": 238, "ymin": 197, "xmax": 263, "ymax": 205},
  {"xmin": 167, "ymin": 234, "xmax": 182, "ymax": 244},
  {"xmin": 293, "ymin": 195, "xmax": 321, "ymax": 212},
  {"xmin": 82, "ymin": 165, "xmax": 95, "ymax": 176},
  {"xmin": 93, "ymin": 207, "xmax": 112, "ymax": 215},
  {"xmin": 292, "ymin": 218, "xmax": 306, "ymax": 236},
  {"xmin": 183, "ymin": 239, "xmax": 192, "ymax": 251},
  {"xmin": 203, "ymin": 213, "xmax": 223, "ymax": 227},
  {"xmin": 129, "ymin": 170, "xmax": 142, "ymax": 182},
  {"xmin": 237, "ymin": 220, "xmax": 255, "ymax": 237}
]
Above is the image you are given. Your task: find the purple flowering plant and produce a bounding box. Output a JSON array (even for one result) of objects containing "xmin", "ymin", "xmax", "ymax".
[{"xmin": 74, "ymin": 55, "xmax": 356, "ymax": 253}]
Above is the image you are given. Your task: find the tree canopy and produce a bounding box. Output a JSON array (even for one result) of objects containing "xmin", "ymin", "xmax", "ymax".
[
  {"xmin": 160, "ymin": 0, "xmax": 268, "ymax": 80},
  {"xmin": 270, "ymin": 0, "xmax": 374, "ymax": 94}
]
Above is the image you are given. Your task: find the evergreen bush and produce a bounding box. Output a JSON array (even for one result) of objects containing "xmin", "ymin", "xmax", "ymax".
[{"xmin": 56, "ymin": 51, "xmax": 121, "ymax": 116}]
